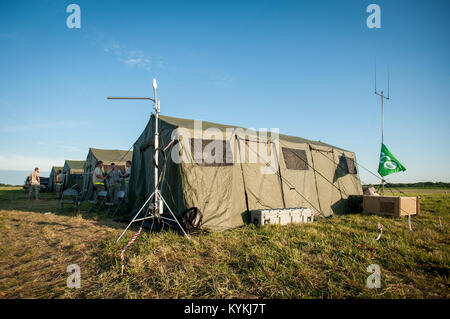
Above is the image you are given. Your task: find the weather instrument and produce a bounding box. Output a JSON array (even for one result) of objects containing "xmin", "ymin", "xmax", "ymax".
[{"xmin": 107, "ymin": 79, "xmax": 190, "ymax": 241}]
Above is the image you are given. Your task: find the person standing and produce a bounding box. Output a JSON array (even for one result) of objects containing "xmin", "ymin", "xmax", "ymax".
[
  {"xmin": 123, "ymin": 160, "xmax": 132, "ymax": 200},
  {"xmin": 29, "ymin": 167, "xmax": 40, "ymax": 200},
  {"xmin": 55, "ymin": 169, "xmax": 63, "ymax": 199},
  {"xmin": 93, "ymin": 160, "xmax": 106, "ymax": 201},
  {"xmin": 107, "ymin": 163, "xmax": 122, "ymax": 203}
]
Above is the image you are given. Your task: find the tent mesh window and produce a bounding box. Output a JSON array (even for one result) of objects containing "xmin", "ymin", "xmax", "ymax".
[
  {"xmin": 282, "ymin": 147, "xmax": 308, "ymax": 170},
  {"xmin": 189, "ymin": 138, "xmax": 234, "ymax": 166},
  {"xmin": 338, "ymin": 155, "xmax": 357, "ymax": 174}
]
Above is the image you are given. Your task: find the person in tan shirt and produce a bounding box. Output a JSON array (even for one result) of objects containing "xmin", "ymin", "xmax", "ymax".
[
  {"xmin": 29, "ymin": 167, "xmax": 40, "ymax": 200},
  {"xmin": 55, "ymin": 170, "xmax": 63, "ymax": 199},
  {"xmin": 123, "ymin": 160, "xmax": 132, "ymax": 200},
  {"xmin": 92, "ymin": 161, "xmax": 106, "ymax": 201}
]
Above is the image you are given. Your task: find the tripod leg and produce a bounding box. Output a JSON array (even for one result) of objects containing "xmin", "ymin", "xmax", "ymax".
[
  {"xmin": 159, "ymin": 192, "xmax": 191, "ymax": 240},
  {"xmin": 116, "ymin": 191, "xmax": 155, "ymax": 242}
]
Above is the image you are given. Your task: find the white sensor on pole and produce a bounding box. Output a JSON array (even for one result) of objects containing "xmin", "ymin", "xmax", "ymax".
[{"xmin": 152, "ymin": 78, "xmax": 157, "ymax": 89}]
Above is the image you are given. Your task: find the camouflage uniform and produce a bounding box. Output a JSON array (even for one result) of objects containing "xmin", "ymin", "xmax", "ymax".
[
  {"xmin": 92, "ymin": 166, "xmax": 105, "ymax": 201},
  {"xmin": 55, "ymin": 173, "xmax": 63, "ymax": 199},
  {"xmin": 124, "ymin": 166, "xmax": 131, "ymax": 200},
  {"xmin": 107, "ymin": 168, "xmax": 123, "ymax": 203}
]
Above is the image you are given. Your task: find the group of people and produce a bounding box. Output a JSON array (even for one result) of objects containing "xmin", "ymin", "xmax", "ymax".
[
  {"xmin": 93, "ymin": 160, "xmax": 132, "ymax": 203},
  {"xmin": 28, "ymin": 160, "xmax": 132, "ymax": 204},
  {"xmin": 28, "ymin": 167, "xmax": 64, "ymax": 201}
]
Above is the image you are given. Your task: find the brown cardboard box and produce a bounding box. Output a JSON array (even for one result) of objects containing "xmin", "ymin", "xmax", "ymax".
[{"xmin": 363, "ymin": 195, "xmax": 420, "ymax": 218}]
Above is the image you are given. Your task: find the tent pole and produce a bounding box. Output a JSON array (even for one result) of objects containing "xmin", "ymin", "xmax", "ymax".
[
  {"xmin": 153, "ymin": 80, "xmax": 162, "ymax": 217},
  {"xmin": 381, "ymin": 92, "xmax": 384, "ymax": 195}
]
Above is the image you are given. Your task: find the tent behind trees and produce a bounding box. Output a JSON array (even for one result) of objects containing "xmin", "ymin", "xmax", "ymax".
[
  {"xmin": 82, "ymin": 148, "xmax": 133, "ymax": 200},
  {"xmin": 48, "ymin": 166, "xmax": 63, "ymax": 192},
  {"xmin": 62, "ymin": 160, "xmax": 85, "ymax": 190},
  {"xmin": 128, "ymin": 114, "xmax": 363, "ymax": 232}
]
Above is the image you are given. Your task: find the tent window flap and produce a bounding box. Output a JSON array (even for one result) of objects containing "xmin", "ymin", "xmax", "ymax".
[
  {"xmin": 189, "ymin": 138, "xmax": 234, "ymax": 166},
  {"xmin": 338, "ymin": 155, "xmax": 357, "ymax": 174},
  {"xmin": 282, "ymin": 147, "xmax": 309, "ymax": 170}
]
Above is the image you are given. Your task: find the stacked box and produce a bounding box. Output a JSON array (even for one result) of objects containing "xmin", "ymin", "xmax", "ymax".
[{"xmin": 363, "ymin": 195, "xmax": 420, "ymax": 218}]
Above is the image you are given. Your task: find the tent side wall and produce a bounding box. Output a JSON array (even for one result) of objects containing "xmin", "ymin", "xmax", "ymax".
[
  {"xmin": 49, "ymin": 167, "xmax": 56, "ymax": 192},
  {"xmin": 177, "ymin": 128, "xmax": 248, "ymax": 231},
  {"xmin": 49, "ymin": 168, "xmax": 54, "ymax": 192},
  {"xmin": 82, "ymin": 150, "xmax": 97, "ymax": 200},
  {"xmin": 276, "ymin": 139, "xmax": 321, "ymax": 214},
  {"xmin": 128, "ymin": 116, "xmax": 185, "ymax": 217},
  {"xmin": 62, "ymin": 161, "xmax": 85, "ymax": 191}
]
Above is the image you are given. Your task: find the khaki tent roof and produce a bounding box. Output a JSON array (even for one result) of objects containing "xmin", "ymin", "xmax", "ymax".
[
  {"xmin": 159, "ymin": 115, "xmax": 349, "ymax": 152},
  {"xmin": 51, "ymin": 166, "xmax": 64, "ymax": 173},
  {"xmin": 89, "ymin": 148, "xmax": 133, "ymax": 163},
  {"xmin": 64, "ymin": 160, "xmax": 85, "ymax": 174}
]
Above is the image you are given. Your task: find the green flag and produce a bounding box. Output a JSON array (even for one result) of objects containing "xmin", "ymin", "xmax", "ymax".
[{"xmin": 378, "ymin": 144, "xmax": 406, "ymax": 177}]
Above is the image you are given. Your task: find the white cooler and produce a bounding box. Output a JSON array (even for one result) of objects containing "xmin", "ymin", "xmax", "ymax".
[{"xmin": 250, "ymin": 208, "xmax": 314, "ymax": 226}]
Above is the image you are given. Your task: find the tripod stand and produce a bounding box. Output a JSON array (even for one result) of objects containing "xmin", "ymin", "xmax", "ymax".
[
  {"xmin": 108, "ymin": 78, "xmax": 191, "ymax": 242},
  {"xmin": 116, "ymin": 189, "xmax": 190, "ymax": 242}
]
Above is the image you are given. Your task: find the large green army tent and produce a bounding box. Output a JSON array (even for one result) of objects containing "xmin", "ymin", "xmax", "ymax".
[
  {"xmin": 48, "ymin": 166, "xmax": 63, "ymax": 192},
  {"xmin": 82, "ymin": 148, "xmax": 133, "ymax": 200},
  {"xmin": 128, "ymin": 114, "xmax": 363, "ymax": 232},
  {"xmin": 62, "ymin": 160, "xmax": 85, "ymax": 190}
]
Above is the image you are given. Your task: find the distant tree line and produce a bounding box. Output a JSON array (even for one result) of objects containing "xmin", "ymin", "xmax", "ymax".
[{"xmin": 363, "ymin": 182, "xmax": 450, "ymax": 189}]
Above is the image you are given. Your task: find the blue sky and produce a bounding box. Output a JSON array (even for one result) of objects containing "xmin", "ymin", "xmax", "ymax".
[{"xmin": 0, "ymin": 0, "xmax": 449, "ymax": 185}]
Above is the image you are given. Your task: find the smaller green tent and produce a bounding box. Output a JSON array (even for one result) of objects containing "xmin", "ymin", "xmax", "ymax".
[
  {"xmin": 62, "ymin": 160, "xmax": 85, "ymax": 191},
  {"xmin": 48, "ymin": 166, "xmax": 64, "ymax": 192}
]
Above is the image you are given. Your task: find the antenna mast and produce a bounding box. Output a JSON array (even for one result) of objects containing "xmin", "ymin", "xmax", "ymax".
[
  {"xmin": 374, "ymin": 60, "xmax": 390, "ymax": 194},
  {"xmin": 107, "ymin": 79, "xmax": 190, "ymax": 241}
]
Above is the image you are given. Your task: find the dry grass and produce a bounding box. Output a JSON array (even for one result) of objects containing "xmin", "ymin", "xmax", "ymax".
[{"xmin": 0, "ymin": 187, "xmax": 448, "ymax": 298}]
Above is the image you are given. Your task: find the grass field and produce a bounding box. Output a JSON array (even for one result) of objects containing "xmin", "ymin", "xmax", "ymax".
[{"xmin": 0, "ymin": 186, "xmax": 448, "ymax": 298}]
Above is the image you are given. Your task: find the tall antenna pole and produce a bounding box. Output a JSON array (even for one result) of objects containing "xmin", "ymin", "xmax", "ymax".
[
  {"xmin": 374, "ymin": 58, "xmax": 377, "ymax": 94},
  {"xmin": 152, "ymin": 79, "xmax": 163, "ymax": 217},
  {"xmin": 381, "ymin": 91, "xmax": 384, "ymax": 145},
  {"xmin": 387, "ymin": 65, "xmax": 390, "ymax": 99},
  {"xmin": 107, "ymin": 80, "xmax": 161, "ymax": 216},
  {"xmin": 374, "ymin": 60, "xmax": 390, "ymax": 195},
  {"xmin": 108, "ymin": 80, "xmax": 191, "ymax": 241}
]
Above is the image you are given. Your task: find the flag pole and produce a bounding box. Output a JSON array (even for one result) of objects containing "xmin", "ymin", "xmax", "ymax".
[
  {"xmin": 381, "ymin": 91, "xmax": 384, "ymax": 195},
  {"xmin": 375, "ymin": 60, "xmax": 390, "ymax": 195}
]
